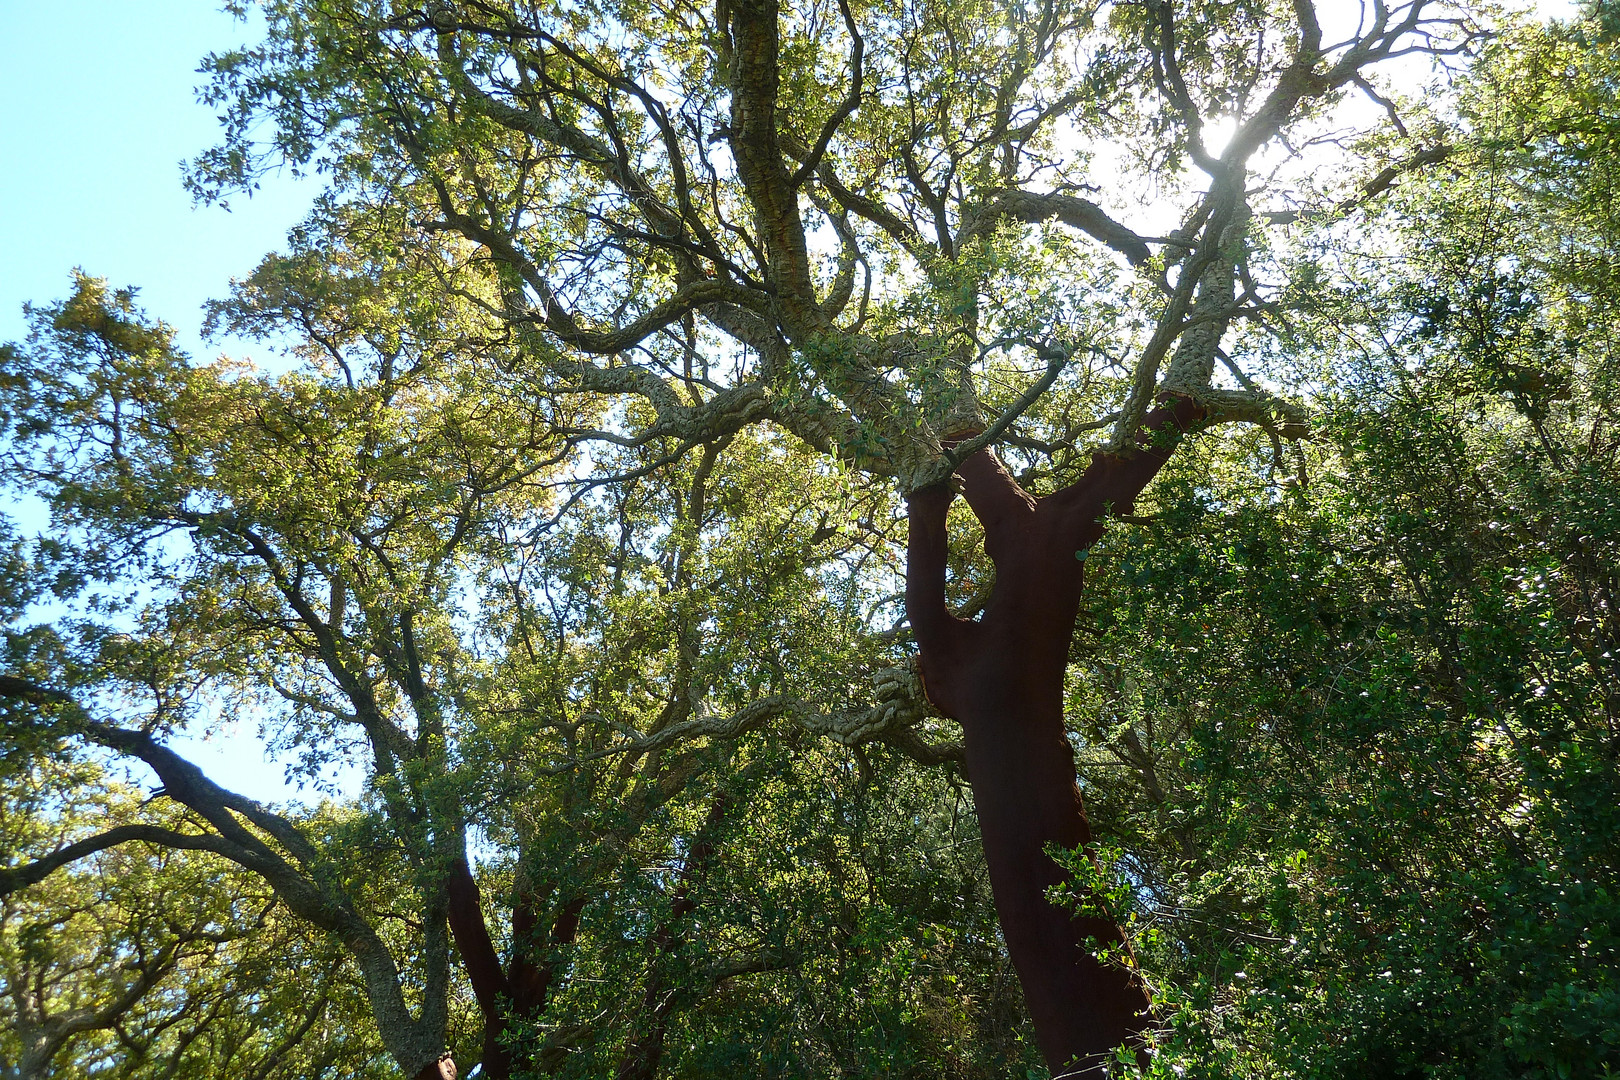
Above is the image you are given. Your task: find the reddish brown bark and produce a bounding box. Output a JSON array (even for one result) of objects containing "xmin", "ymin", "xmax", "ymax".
[
  {"xmin": 907, "ymin": 398, "xmax": 1202, "ymax": 1076},
  {"xmin": 445, "ymin": 858, "xmax": 587, "ymax": 1079},
  {"xmin": 447, "ymin": 857, "xmax": 510, "ymax": 1017}
]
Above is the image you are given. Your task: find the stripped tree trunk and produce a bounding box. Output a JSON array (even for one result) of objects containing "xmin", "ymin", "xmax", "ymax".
[
  {"xmin": 445, "ymin": 860, "xmax": 585, "ymax": 1080},
  {"xmin": 907, "ymin": 399, "xmax": 1203, "ymax": 1075}
]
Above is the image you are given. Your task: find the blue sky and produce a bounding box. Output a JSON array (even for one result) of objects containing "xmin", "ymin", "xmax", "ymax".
[
  {"xmin": 0, "ymin": 0, "xmax": 1584, "ymax": 803},
  {"xmin": 0, "ymin": 3, "xmax": 333, "ymax": 801},
  {"xmin": 0, "ymin": 2, "xmax": 315, "ymax": 358}
]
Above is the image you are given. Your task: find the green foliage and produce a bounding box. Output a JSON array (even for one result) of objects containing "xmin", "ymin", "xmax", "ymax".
[
  {"xmin": 1056, "ymin": 12, "xmax": 1620, "ymax": 1077},
  {"xmin": 0, "ymin": 261, "xmax": 1028, "ymax": 1076},
  {"xmin": 0, "ymin": 758, "xmax": 387, "ymax": 1079},
  {"xmin": 5, "ymin": 2, "xmax": 1617, "ymax": 1079}
]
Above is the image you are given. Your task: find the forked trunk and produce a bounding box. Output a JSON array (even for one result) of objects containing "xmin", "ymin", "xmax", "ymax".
[
  {"xmin": 431, "ymin": 399, "xmax": 1200, "ymax": 1079},
  {"xmin": 445, "ymin": 860, "xmax": 586, "ymax": 1080},
  {"xmin": 907, "ymin": 399, "xmax": 1201, "ymax": 1076}
]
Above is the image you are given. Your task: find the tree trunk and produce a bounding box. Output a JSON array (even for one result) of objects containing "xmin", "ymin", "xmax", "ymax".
[
  {"xmin": 906, "ymin": 399, "xmax": 1201, "ymax": 1076},
  {"xmin": 445, "ymin": 858, "xmax": 585, "ymax": 1080}
]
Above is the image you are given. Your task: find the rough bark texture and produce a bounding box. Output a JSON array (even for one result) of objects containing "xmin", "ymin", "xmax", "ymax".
[{"xmin": 907, "ymin": 398, "xmax": 1203, "ymax": 1075}]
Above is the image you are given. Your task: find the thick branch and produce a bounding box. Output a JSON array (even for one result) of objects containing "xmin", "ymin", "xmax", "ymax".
[
  {"xmin": 952, "ymin": 448, "xmax": 1035, "ymax": 565},
  {"xmin": 962, "ymin": 190, "xmax": 1152, "ymax": 267},
  {"xmin": 0, "ymin": 674, "xmax": 76, "ymax": 706},
  {"xmin": 725, "ymin": 0, "xmax": 820, "ymax": 324},
  {"xmin": 533, "ymin": 278, "xmax": 769, "ymax": 356},
  {"xmin": 1052, "ymin": 395, "xmax": 1209, "ymax": 524},
  {"xmin": 905, "ymin": 484, "xmax": 968, "ymax": 662},
  {"xmin": 1266, "ymin": 143, "xmax": 1453, "ymax": 224},
  {"xmin": 1160, "ymin": 212, "xmax": 1245, "ymax": 394},
  {"xmin": 67, "ymin": 719, "xmax": 450, "ymax": 1078},
  {"xmin": 0, "ymin": 825, "xmax": 233, "ymax": 899},
  {"xmin": 1191, "ymin": 387, "xmax": 1310, "ymax": 439},
  {"xmin": 1107, "ymin": 187, "xmax": 1244, "ymax": 449},
  {"xmin": 879, "ymin": 724, "xmax": 966, "ymax": 767},
  {"xmin": 446, "ymin": 857, "xmax": 511, "ymax": 1021}
]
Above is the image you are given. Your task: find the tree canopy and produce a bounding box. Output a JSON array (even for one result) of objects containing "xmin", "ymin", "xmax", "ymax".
[{"xmin": 3, "ymin": 1, "xmax": 1618, "ymax": 1078}]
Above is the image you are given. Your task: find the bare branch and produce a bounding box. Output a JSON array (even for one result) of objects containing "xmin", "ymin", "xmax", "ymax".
[
  {"xmin": 1189, "ymin": 387, "xmax": 1310, "ymax": 439},
  {"xmin": 941, "ymin": 344, "xmax": 1073, "ymax": 481},
  {"xmin": 782, "ymin": 130, "xmax": 928, "ymax": 256},
  {"xmin": 788, "ymin": 0, "xmax": 865, "ymax": 190},
  {"xmin": 543, "ymin": 661, "xmax": 952, "ymax": 770},
  {"xmin": 0, "ymin": 673, "xmax": 77, "ymax": 707},
  {"xmin": 56, "ymin": 717, "xmax": 452, "ymax": 1078}
]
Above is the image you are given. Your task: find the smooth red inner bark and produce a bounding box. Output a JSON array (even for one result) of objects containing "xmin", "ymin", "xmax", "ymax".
[
  {"xmin": 445, "ymin": 858, "xmax": 585, "ymax": 1080},
  {"xmin": 435, "ymin": 398, "xmax": 1202, "ymax": 1078},
  {"xmin": 908, "ymin": 398, "xmax": 1203, "ymax": 1075}
]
